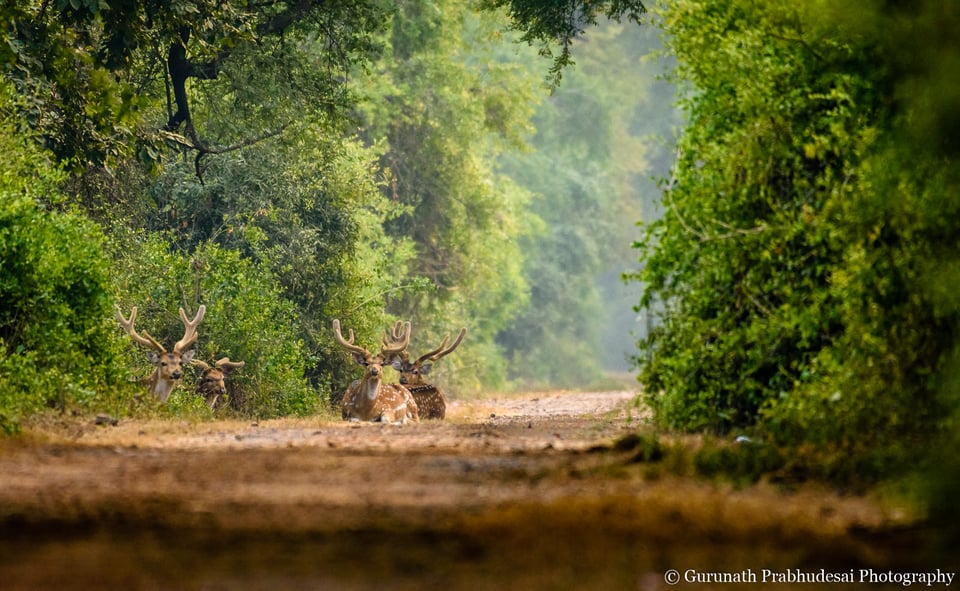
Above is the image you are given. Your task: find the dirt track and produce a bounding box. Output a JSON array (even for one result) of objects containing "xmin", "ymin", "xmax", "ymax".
[{"xmin": 0, "ymin": 391, "xmax": 938, "ymax": 590}]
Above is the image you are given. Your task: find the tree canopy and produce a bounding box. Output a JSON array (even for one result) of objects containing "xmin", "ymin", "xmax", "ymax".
[{"xmin": 2, "ymin": 0, "xmax": 386, "ymax": 173}]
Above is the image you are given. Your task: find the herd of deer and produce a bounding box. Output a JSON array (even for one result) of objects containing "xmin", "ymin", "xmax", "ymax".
[
  {"xmin": 117, "ymin": 306, "xmax": 465, "ymax": 422},
  {"xmin": 333, "ymin": 319, "xmax": 466, "ymax": 423}
]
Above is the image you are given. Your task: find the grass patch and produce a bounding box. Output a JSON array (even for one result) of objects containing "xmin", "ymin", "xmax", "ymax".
[{"xmin": 605, "ymin": 430, "xmax": 922, "ymax": 492}]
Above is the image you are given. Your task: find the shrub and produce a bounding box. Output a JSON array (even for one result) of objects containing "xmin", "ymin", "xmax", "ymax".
[
  {"xmin": 0, "ymin": 169, "xmax": 126, "ymax": 433},
  {"xmin": 110, "ymin": 232, "xmax": 317, "ymax": 418},
  {"xmin": 630, "ymin": 0, "xmax": 960, "ymax": 481}
]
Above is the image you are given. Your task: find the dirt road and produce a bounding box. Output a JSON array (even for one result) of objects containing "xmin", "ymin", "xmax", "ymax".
[{"xmin": 0, "ymin": 391, "xmax": 935, "ymax": 590}]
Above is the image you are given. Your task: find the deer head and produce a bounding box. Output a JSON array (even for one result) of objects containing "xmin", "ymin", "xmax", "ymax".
[
  {"xmin": 333, "ymin": 319, "xmax": 418, "ymax": 423},
  {"xmin": 192, "ymin": 357, "xmax": 245, "ymax": 409},
  {"xmin": 117, "ymin": 305, "xmax": 206, "ymax": 402},
  {"xmin": 390, "ymin": 326, "xmax": 467, "ymax": 387},
  {"xmin": 334, "ymin": 319, "xmax": 410, "ymax": 389}
]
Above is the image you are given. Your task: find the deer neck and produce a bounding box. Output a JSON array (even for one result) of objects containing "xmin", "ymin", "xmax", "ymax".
[
  {"xmin": 146, "ymin": 370, "xmax": 178, "ymax": 403},
  {"xmin": 359, "ymin": 374, "xmax": 382, "ymax": 403}
]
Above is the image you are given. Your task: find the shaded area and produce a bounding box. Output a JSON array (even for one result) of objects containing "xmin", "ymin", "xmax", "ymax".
[{"xmin": 0, "ymin": 516, "xmax": 932, "ymax": 591}]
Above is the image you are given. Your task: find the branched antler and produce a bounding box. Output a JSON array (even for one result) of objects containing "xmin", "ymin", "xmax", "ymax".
[
  {"xmin": 332, "ymin": 319, "xmax": 365, "ymax": 356},
  {"xmin": 415, "ymin": 328, "xmax": 467, "ymax": 365},
  {"xmin": 381, "ymin": 321, "xmax": 410, "ymax": 357},
  {"xmin": 173, "ymin": 305, "xmax": 206, "ymax": 354},
  {"xmin": 116, "ymin": 306, "xmax": 166, "ymax": 352}
]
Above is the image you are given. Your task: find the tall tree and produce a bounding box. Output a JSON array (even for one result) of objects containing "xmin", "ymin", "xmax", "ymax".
[{"xmin": 354, "ymin": 0, "xmax": 539, "ymax": 390}]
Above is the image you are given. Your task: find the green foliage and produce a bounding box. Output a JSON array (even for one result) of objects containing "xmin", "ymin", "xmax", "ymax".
[
  {"xmin": 0, "ymin": 90, "xmax": 127, "ymax": 432},
  {"xmin": 110, "ymin": 233, "xmax": 317, "ymax": 418},
  {"xmin": 477, "ymin": 0, "xmax": 648, "ymax": 86},
  {"xmin": 630, "ymin": 0, "xmax": 960, "ymax": 478},
  {"xmin": 1, "ymin": 0, "xmax": 388, "ymax": 170}
]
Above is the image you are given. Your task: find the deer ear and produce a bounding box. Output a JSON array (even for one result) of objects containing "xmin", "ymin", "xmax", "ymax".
[
  {"xmin": 391, "ymin": 360, "xmax": 404, "ymax": 371},
  {"xmin": 181, "ymin": 350, "xmax": 197, "ymax": 363},
  {"xmin": 420, "ymin": 363, "xmax": 433, "ymax": 376},
  {"xmin": 352, "ymin": 352, "xmax": 366, "ymax": 366},
  {"xmin": 147, "ymin": 351, "xmax": 161, "ymax": 364}
]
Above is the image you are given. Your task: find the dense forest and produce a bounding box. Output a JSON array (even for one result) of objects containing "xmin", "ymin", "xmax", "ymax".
[{"xmin": 1, "ymin": 0, "xmax": 958, "ymax": 522}]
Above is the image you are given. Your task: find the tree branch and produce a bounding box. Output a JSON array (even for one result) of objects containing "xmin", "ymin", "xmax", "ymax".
[
  {"xmin": 161, "ymin": 3, "xmax": 319, "ymax": 166},
  {"xmin": 159, "ymin": 123, "xmax": 290, "ymax": 182}
]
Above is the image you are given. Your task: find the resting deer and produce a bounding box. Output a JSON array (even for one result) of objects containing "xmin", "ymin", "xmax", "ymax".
[
  {"xmin": 383, "ymin": 322, "xmax": 466, "ymax": 420},
  {"xmin": 116, "ymin": 305, "xmax": 205, "ymax": 402},
  {"xmin": 333, "ymin": 319, "xmax": 419, "ymax": 424},
  {"xmin": 192, "ymin": 358, "xmax": 245, "ymax": 408}
]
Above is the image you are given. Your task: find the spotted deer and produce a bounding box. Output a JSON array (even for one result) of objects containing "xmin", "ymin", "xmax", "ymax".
[
  {"xmin": 192, "ymin": 358, "xmax": 245, "ymax": 408},
  {"xmin": 384, "ymin": 323, "xmax": 466, "ymax": 420},
  {"xmin": 333, "ymin": 319, "xmax": 419, "ymax": 424},
  {"xmin": 116, "ymin": 305, "xmax": 205, "ymax": 402}
]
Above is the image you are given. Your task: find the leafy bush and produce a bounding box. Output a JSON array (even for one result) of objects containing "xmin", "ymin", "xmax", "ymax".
[
  {"xmin": 0, "ymin": 88, "xmax": 127, "ymax": 432},
  {"xmin": 630, "ymin": 0, "xmax": 960, "ymax": 478}
]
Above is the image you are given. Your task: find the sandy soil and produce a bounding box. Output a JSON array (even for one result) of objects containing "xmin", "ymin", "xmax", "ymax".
[{"xmin": 0, "ymin": 391, "xmax": 939, "ymax": 590}]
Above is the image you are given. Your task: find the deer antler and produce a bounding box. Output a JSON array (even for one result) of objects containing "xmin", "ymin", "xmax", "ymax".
[
  {"xmin": 333, "ymin": 319, "xmax": 368, "ymax": 356},
  {"xmin": 173, "ymin": 305, "xmax": 206, "ymax": 354},
  {"xmin": 192, "ymin": 357, "xmax": 245, "ymax": 372},
  {"xmin": 214, "ymin": 357, "xmax": 245, "ymax": 371},
  {"xmin": 381, "ymin": 321, "xmax": 411, "ymax": 356},
  {"xmin": 413, "ymin": 334, "xmax": 450, "ymax": 365},
  {"xmin": 381, "ymin": 320, "xmax": 406, "ymax": 349},
  {"xmin": 415, "ymin": 327, "xmax": 467, "ymax": 365},
  {"xmin": 116, "ymin": 306, "xmax": 167, "ymax": 352},
  {"xmin": 381, "ymin": 320, "xmax": 413, "ymax": 363}
]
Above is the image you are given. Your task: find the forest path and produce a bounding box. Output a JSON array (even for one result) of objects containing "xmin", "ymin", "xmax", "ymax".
[{"xmin": 0, "ymin": 390, "xmax": 923, "ymax": 590}]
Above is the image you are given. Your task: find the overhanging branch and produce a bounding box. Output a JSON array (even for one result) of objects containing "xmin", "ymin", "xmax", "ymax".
[
  {"xmin": 159, "ymin": 123, "xmax": 290, "ymax": 182},
  {"xmin": 160, "ymin": 2, "xmax": 321, "ymax": 173}
]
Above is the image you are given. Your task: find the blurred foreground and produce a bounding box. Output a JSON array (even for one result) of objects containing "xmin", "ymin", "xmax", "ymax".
[{"xmin": 0, "ymin": 392, "xmax": 946, "ymax": 590}]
